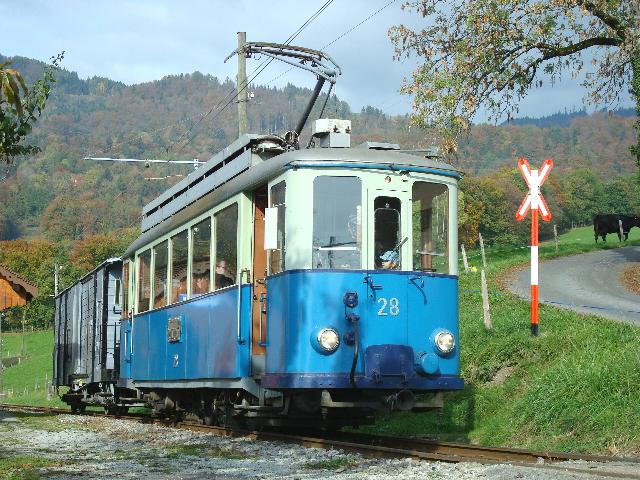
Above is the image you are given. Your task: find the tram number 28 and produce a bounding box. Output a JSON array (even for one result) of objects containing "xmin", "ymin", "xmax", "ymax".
[{"xmin": 377, "ymin": 297, "xmax": 400, "ymax": 316}]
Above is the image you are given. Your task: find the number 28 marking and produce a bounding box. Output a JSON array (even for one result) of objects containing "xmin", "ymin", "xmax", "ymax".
[{"xmin": 377, "ymin": 297, "xmax": 400, "ymax": 316}]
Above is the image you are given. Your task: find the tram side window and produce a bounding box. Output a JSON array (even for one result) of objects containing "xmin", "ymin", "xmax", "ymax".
[
  {"xmin": 269, "ymin": 181, "xmax": 286, "ymax": 274},
  {"xmin": 171, "ymin": 230, "xmax": 188, "ymax": 303},
  {"xmin": 374, "ymin": 196, "xmax": 402, "ymax": 270},
  {"xmin": 121, "ymin": 261, "xmax": 129, "ymax": 319},
  {"xmin": 412, "ymin": 182, "xmax": 449, "ymax": 273},
  {"xmin": 137, "ymin": 250, "xmax": 151, "ymax": 313},
  {"xmin": 214, "ymin": 203, "xmax": 238, "ymax": 289},
  {"xmin": 312, "ymin": 176, "xmax": 361, "ymax": 269},
  {"xmin": 153, "ymin": 241, "xmax": 169, "ymax": 308},
  {"xmin": 192, "ymin": 218, "xmax": 212, "ymax": 296}
]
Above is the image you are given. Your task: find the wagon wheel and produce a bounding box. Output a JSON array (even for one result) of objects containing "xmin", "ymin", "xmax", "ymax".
[{"xmin": 70, "ymin": 403, "xmax": 86, "ymax": 414}]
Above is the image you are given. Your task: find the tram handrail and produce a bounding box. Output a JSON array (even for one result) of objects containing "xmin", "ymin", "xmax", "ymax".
[{"xmin": 237, "ymin": 269, "xmax": 250, "ymax": 344}]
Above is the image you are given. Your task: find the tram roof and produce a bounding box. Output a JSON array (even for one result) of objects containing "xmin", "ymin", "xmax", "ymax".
[{"xmin": 123, "ymin": 146, "xmax": 461, "ymax": 258}]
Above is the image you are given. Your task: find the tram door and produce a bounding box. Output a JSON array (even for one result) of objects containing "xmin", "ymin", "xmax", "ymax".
[
  {"xmin": 251, "ymin": 186, "xmax": 268, "ymax": 373},
  {"xmin": 367, "ymin": 189, "xmax": 409, "ymax": 270},
  {"xmin": 365, "ymin": 189, "xmax": 410, "ymax": 345}
]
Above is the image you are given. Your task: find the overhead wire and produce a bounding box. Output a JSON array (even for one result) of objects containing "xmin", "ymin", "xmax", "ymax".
[
  {"xmin": 261, "ymin": 0, "xmax": 399, "ymax": 88},
  {"xmin": 88, "ymin": 0, "xmax": 334, "ymax": 160},
  {"xmin": 93, "ymin": 0, "xmax": 398, "ymax": 159},
  {"xmin": 171, "ymin": 0, "xmax": 335, "ymax": 154}
]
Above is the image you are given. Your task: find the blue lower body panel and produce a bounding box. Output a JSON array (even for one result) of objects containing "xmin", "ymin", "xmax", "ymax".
[
  {"xmin": 262, "ymin": 373, "xmax": 463, "ymax": 390},
  {"xmin": 127, "ymin": 285, "xmax": 251, "ymax": 382},
  {"xmin": 264, "ymin": 269, "xmax": 463, "ymax": 392}
]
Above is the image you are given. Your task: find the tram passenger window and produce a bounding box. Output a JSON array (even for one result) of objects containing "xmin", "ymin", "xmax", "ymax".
[
  {"xmin": 412, "ymin": 182, "xmax": 449, "ymax": 273},
  {"xmin": 214, "ymin": 204, "xmax": 238, "ymax": 289},
  {"xmin": 312, "ymin": 176, "xmax": 361, "ymax": 269},
  {"xmin": 137, "ymin": 250, "xmax": 151, "ymax": 313},
  {"xmin": 171, "ymin": 230, "xmax": 188, "ymax": 303},
  {"xmin": 121, "ymin": 261, "xmax": 129, "ymax": 319},
  {"xmin": 269, "ymin": 182, "xmax": 286, "ymax": 274},
  {"xmin": 374, "ymin": 196, "xmax": 402, "ymax": 270},
  {"xmin": 191, "ymin": 218, "xmax": 212, "ymax": 296},
  {"xmin": 153, "ymin": 241, "xmax": 169, "ymax": 308}
]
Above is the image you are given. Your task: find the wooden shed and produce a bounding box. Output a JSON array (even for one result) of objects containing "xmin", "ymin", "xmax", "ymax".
[{"xmin": 0, "ymin": 264, "xmax": 38, "ymax": 310}]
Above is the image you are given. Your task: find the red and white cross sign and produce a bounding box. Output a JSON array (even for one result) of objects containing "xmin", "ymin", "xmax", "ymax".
[{"xmin": 515, "ymin": 157, "xmax": 553, "ymax": 336}]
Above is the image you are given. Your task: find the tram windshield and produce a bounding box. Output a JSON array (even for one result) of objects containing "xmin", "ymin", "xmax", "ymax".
[
  {"xmin": 312, "ymin": 176, "xmax": 361, "ymax": 269},
  {"xmin": 412, "ymin": 182, "xmax": 449, "ymax": 272}
]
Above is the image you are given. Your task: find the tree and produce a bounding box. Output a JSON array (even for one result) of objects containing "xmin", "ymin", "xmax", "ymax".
[
  {"xmin": 390, "ymin": 1, "xmax": 639, "ymax": 164},
  {"xmin": 0, "ymin": 52, "xmax": 63, "ymax": 162},
  {"xmin": 70, "ymin": 229, "xmax": 139, "ymax": 274}
]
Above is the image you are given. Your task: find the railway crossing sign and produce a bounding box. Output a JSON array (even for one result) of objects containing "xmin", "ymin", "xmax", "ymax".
[{"xmin": 515, "ymin": 157, "xmax": 554, "ymax": 336}]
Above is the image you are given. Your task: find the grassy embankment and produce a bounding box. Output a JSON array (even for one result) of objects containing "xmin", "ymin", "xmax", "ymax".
[
  {"xmin": 0, "ymin": 330, "xmax": 66, "ymax": 408},
  {"xmin": 2, "ymin": 226, "xmax": 639, "ymax": 454},
  {"xmin": 371, "ymin": 226, "xmax": 640, "ymax": 455}
]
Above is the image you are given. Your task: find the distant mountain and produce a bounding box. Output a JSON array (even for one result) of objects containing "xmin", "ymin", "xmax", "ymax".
[
  {"xmin": 502, "ymin": 107, "xmax": 635, "ymax": 128},
  {"xmin": 0, "ymin": 54, "xmax": 637, "ymax": 242}
]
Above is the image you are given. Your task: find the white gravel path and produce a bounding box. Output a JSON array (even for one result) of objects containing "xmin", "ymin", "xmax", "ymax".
[{"xmin": 0, "ymin": 409, "xmax": 637, "ymax": 479}]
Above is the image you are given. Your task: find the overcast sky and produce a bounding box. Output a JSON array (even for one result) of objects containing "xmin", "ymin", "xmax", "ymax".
[{"xmin": 1, "ymin": 0, "xmax": 633, "ymax": 121}]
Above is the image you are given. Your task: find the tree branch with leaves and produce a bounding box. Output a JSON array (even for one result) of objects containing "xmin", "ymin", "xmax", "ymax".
[
  {"xmin": 390, "ymin": 1, "xmax": 639, "ymax": 164},
  {"xmin": 0, "ymin": 52, "xmax": 64, "ymax": 163}
]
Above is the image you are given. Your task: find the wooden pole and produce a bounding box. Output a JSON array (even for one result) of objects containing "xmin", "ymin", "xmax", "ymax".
[
  {"xmin": 237, "ymin": 31, "xmax": 248, "ymax": 137},
  {"xmin": 461, "ymin": 244, "xmax": 470, "ymax": 273},
  {"xmin": 481, "ymin": 269, "xmax": 492, "ymax": 329},
  {"xmin": 21, "ymin": 309, "xmax": 26, "ymax": 356},
  {"xmin": 553, "ymin": 224, "xmax": 559, "ymax": 253},
  {"xmin": 479, "ymin": 233, "xmax": 487, "ymax": 269},
  {"xmin": 619, "ymin": 219, "xmax": 624, "ymax": 243}
]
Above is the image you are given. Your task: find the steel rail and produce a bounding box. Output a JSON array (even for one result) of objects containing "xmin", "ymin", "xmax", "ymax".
[{"xmin": 2, "ymin": 404, "xmax": 639, "ymax": 479}]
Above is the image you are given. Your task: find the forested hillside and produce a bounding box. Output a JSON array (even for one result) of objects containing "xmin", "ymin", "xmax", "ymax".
[
  {"xmin": 0, "ymin": 54, "xmax": 637, "ymax": 244},
  {"xmin": 0, "ymin": 54, "xmax": 638, "ymax": 329}
]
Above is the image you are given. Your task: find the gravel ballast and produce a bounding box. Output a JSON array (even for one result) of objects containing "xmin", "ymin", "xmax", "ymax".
[{"xmin": 0, "ymin": 409, "xmax": 637, "ymax": 479}]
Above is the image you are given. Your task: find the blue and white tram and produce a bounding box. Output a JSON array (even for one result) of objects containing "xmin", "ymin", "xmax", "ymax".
[{"xmin": 115, "ymin": 120, "xmax": 463, "ymax": 427}]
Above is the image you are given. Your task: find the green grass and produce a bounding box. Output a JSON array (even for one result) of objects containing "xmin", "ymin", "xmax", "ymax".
[
  {"xmin": 0, "ymin": 455, "xmax": 59, "ymax": 480},
  {"xmin": 368, "ymin": 227, "xmax": 640, "ymax": 455},
  {"xmin": 0, "ymin": 330, "xmax": 66, "ymax": 408},
  {"xmin": 552, "ymin": 224, "xmax": 640, "ymax": 245}
]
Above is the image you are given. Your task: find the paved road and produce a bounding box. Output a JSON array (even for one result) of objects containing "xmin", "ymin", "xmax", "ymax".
[{"xmin": 509, "ymin": 245, "xmax": 640, "ymax": 325}]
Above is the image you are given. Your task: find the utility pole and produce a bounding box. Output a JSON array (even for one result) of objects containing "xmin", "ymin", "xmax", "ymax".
[
  {"xmin": 237, "ymin": 31, "xmax": 248, "ymax": 137},
  {"xmin": 54, "ymin": 264, "xmax": 60, "ymax": 297}
]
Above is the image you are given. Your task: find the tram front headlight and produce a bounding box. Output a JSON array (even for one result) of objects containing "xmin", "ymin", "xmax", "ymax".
[
  {"xmin": 317, "ymin": 328, "xmax": 340, "ymax": 353},
  {"xmin": 434, "ymin": 330, "xmax": 455, "ymax": 355}
]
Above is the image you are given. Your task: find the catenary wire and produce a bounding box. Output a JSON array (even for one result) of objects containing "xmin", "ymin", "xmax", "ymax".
[
  {"xmin": 171, "ymin": 0, "xmax": 335, "ymax": 154},
  {"xmin": 89, "ymin": 1, "xmax": 334, "ymax": 159},
  {"xmin": 261, "ymin": 0, "xmax": 399, "ymax": 89}
]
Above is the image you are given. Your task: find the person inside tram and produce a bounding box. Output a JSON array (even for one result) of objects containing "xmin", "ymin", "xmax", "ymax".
[
  {"xmin": 379, "ymin": 250, "xmax": 400, "ymax": 270},
  {"xmin": 192, "ymin": 266, "xmax": 210, "ymax": 295},
  {"xmin": 215, "ymin": 259, "xmax": 235, "ymax": 288}
]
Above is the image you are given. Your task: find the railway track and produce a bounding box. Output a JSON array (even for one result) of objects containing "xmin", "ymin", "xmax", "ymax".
[{"xmin": 2, "ymin": 403, "xmax": 640, "ymax": 479}]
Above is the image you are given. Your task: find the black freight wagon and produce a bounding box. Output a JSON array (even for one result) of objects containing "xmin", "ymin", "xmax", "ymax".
[{"xmin": 53, "ymin": 258, "xmax": 126, "ymax": 412}]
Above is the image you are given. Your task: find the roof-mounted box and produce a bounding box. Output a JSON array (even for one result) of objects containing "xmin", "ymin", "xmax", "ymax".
[{"xmin": 311, "ymin": 119, "xmax": 351, "ymax": 148}]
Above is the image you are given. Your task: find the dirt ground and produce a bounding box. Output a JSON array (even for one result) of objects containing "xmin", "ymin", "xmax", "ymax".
[{"xmin": 621, "ymin": 263, "xmax": 640, "ymax": 295}]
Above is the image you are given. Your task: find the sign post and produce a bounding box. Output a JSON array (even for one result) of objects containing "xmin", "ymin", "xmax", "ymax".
[{"xmin": 515, "ymin": 158, "xmax": 553, "ymax": 336}]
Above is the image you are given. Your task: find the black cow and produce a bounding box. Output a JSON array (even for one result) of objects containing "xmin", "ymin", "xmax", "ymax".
[{"xmin": 593, "ymin": 214, "xmax": 640, "ymax": 243}]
